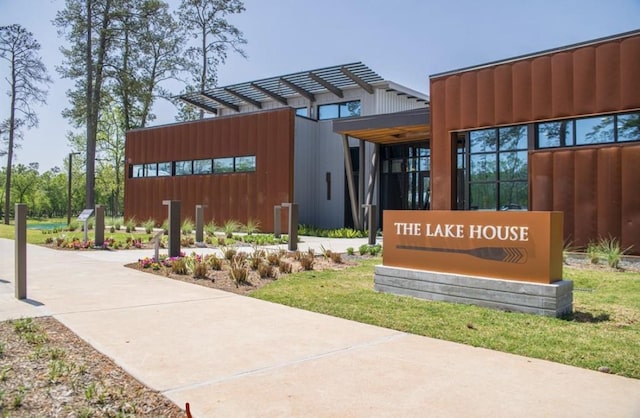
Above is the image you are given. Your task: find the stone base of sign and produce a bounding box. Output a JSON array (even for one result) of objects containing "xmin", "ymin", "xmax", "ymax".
[{"xmin": 374, "ymin": 265, "xmax": 573, "ymax": 317}]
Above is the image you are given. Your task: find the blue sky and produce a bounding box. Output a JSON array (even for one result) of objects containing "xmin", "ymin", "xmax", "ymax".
[{"xmin": 1, "ymin": 0, "xmax": 639, "ymax": 171}]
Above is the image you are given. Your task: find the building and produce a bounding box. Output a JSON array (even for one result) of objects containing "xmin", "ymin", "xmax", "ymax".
[
  {"xmin": 125, "ymin": 29, "xmax": 640, "ymax": 253},
  {"xmin": 124, "ymin": 63, "xmax": 429, "ymax": 232}
]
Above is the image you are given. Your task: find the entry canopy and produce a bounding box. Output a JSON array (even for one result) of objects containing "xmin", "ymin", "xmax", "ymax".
[{"xmin": 333, "ymin": 107, "xmax": 430, "ymax": 144}]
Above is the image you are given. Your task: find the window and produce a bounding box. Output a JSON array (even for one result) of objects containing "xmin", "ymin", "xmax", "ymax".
[
  {"xmin": 318, "ymin": 100, "xmax": 361, "ymax": 120},
  {"xmin": 214, "ymin": 158, "xmax": 234, "ymax": 173},
  {"xmin": 467, "ymin": 125, "xmax": 528, "ymax": 211},
  {"xmin": 235, "ymin": 156, "xmax": 256, "ymax": 172},
  {"xmin": 175, "ymin": 160, "xmax": 193, "ymax": 176},
  {"xmin": 193, "ymin": 159, "xmax": 212, "ymax": 175},
  {"xmin": 295, "ymin": 107, "xmax": 308, "ymax": 117},
  {"xmin": 537, "ymin": 111, "xmax": 640, "ymax": 149},
  {"xmin": 129, "ymin": 155, "xmax": 258, "ymax": 178},
  {"xmin": 157, "ymin": 162, "xmax": 172, "ymax": 176}
]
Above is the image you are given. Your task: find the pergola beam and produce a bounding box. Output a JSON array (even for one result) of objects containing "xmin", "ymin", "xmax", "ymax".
[
  {"xmin": 251, "ymin": 83, "xmax": 288, "ymax": 106},
  {"xmin": 224, "ymin": 88, "xmax": 262, "ymax": 109},
  {"xmin": 180, "ymin": 96, "xmax": 218, "ymax": 115},
  {"xmin": 341, "ymin": 66, "xmax": 374, "ymax": 94},
  {"xmin": 309, "ymin": 72, "xmax": 343, "ymax": 98},
  {"xmin": 201, "ymin": 92, "xmax": 240, "ymax": 112},
  {"xmin": 280, "ymin": 78, "xmax": 315, "ymax": 102}
]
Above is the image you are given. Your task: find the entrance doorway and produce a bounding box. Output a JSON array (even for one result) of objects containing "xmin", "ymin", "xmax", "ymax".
[{"xmin": 379, "ymin": 143, "xmax": 430, "ymax": 217}]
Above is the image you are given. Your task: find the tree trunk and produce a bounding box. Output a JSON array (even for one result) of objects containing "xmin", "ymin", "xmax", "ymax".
[{"xmin": 3, "ymin": 53, "xmax": 18, "ymax": 224}]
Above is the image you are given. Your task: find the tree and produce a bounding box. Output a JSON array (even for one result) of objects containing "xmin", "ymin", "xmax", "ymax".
[
  {"xmin": 0, "ymin": 24, "xmax": 51, "ymax": 224},
  {"xmin": 177, "ymin": 0, "xmax": 247, "ymax": 120}
]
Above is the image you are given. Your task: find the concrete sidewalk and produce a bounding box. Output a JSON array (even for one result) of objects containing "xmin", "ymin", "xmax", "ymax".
[{"xmin": 1, "ymin": 238, "xmax": 639, "ymax": 417}]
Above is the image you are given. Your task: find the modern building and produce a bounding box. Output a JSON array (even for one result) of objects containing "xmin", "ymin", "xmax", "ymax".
[
  {"xmin": 125, "ymin": 63, "xmax": 429, "ymax": 232},
  {"xmin": 125, "ymin": 29, "xmax": 640, "ymax": 253}
]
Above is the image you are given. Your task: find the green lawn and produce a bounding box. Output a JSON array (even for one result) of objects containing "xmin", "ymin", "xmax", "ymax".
[{"xmin": 251, "ymin": 258, "xmax": 640, "ymax": 379}]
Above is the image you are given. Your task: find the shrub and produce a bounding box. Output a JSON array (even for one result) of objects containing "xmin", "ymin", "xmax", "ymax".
[
  {"xmin": 143, "ymin": 218, "xmax": 155, "ymax": 234},
  {"xmin": 369, "ymin": 244, "xmax": 382, "ymax": 256},
  {"xmin": 217, "ymin": 237, "xmax": 226, "ymax": 246},
  {"xmin": 109, "ymin": 225, "xmax": 115, "ymax": 233},
  {"xmin": 192, "ymin": 262, "xmax": 209, "ymax": 279},
  {"xmin": 204, "ymin": 221, "xmax": 218, "ymax": 236},
  {"xmin": 171, "ymin": 258, "xmax": 188, "ymax": 275},
  {"xmin": 346, "ymin": 247, "xmax": 355, "ymax": 256},
  {"xmin": 68, "ymin": 221, "xmax": 79, "ymax": 231},
  {"xmin": 224, "ymin": 248, "xmax": 237, "ymax": 261},
  {"xmin": 330, "ymin": 252, "xmax": 343, "ymax": 263},
  {"xmin": 223, "ymin": 219, "xmax": 241, "ymax": 238},
  {"xmin": 300, "ymin": 254, "xmax": 314, "ymax": 271},
  {"xmin": 267, "ymin": 251, "xmax": 282, "ymax": 266},
  {"xmin": 587, "ymin": 241, "xmax": 601, "ymax": 265},
  {"xmin": 249, "ymin": 254, "xmax": 263, "ymax": 270},
  {"xmin": 599, "ymin": 237, "xmax": 631, "ymax": 269},
  {"xmin": 257, "ymin": 263, "xmax": 273, "ymax": 278},
  {"xmin": 278, "ymin": 260, "xmax": 292, "ymax": 274},
  {"xmin": 161, "ymin": 218, "xmax": 169, "ymax": 235},
  {"xmin": 181, "ymin": 218, "xmax": 194, "ymax": 236},
  {"xmin": 124, "ymin": 217, "xmax": 137, "ymax": 233},
  {"xmin": 359, "ymin": 244, "xmax": 369, "ymax": 256},
  {"xmin": 205, "ymin": 254, "xmax": 223, "ymax": 270},
  {"xmin": 229, "ymin": 256, "xmax": 249, "ymax": 287},
  {"xmin": 243, "ymin": 218, "xmax": 261, "ymax": 235}
]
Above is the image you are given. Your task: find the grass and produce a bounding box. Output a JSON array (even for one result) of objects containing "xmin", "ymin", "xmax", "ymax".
[{"xmin": 251, "ymin": 258, "xmax": 640, "ymax": 379}]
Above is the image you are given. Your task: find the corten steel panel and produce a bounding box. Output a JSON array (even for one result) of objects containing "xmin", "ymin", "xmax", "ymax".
[
  {"xmin": 595, "ymin": 43, "xmax": 621, "ymax": 113},
  {"xmin": 550, "ymin": 52, "xmax": 573, "ymax": 118},
  {"xmin": 620, "ymin": 37, "xmax": 640, "ymax": 109},
  {"xmin": 621, "ymin": 146, "xmax": 640, "ymax": 251},
  {"xmin": 512, "ymin": 60, "xmax": 532, "ymax": 123},
  {"xmin": 573, "ymin": 149, "xmax": 598, "ymax": 249},
  {"xmin": 494, "ymin": 64, "xmax": 513, "ymax": 125},
  {"xmin": 572, "ymin": 47, "xmax": 596, "ymax": 115},
  {"xmin": 531, "ymin": 56, "xmax": 552, "ymax": 121},
  {"xmin": 530, "ymin": 152, "xmax": 553, "ymax": 211},
  {"xmin": 596, "ymin": 147, "xmax": 621, "ymax": 238},
  {"xmin": 125, "ymin": 108, "xmax": 294, "ymax": 231},
  {"xmin": 460, "ymin": 72, "xmax": 477, "ymax": 128},
  {"xmin": 552, "ymin": 151, "xmax": 575, "ymax": 241},
  {"xmin": 430, "ymin": 79, "xmax": 454, "ymax": 210},
  {"xmin": 476, "ymin": 68, "xmax": 495, "ymax": 127},
  {"xmin": 444, "ymin": 75, "xmax": 461, "ymax": 129}
]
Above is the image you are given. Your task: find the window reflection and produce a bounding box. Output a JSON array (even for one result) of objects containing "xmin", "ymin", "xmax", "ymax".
[
  {"xmin": 576, "ymin": 115, "xmax": 614, "ymax": 145},
  {"xmin": 144, "ymin": 163, "xmax": 158, "ymax": 177},
  {"xmin": 617, "ymin": 112, "xmax": 640, "ymax": 142},
  {"xmin": 235, "ymin": 156, "xmax": 256, "ymax": 172},
  {"xmin": 470, "ymin": 129, "xmax": 497, "ymax": 152},
  {"xmin": 538, "ymin": 121, "xmax": 573, "ymax": 148},
  {"xmin": 158, "ymin": 162, "xmax": 172, "ymax": 176},
  {"xmin": 193, "ymin": 159, "xmax": 212, "ymax": 175},
  {"xmin": 175, "ymin": 160, "xmax": 193, "ymax": 176},
  {"xmin": 318, "ymin": 100, "xmax": 361, "ymax": 120},
  {"xmin": 214, "ymin": 158, "xmax": 234, "ymax": 173}
]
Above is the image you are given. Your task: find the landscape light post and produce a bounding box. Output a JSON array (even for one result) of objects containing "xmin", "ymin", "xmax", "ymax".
[{"xmin": 67, "ymin": 152, "xmax": 81, "ymax": 225}]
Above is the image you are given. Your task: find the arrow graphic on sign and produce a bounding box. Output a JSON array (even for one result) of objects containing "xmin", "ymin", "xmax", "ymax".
[{"xmin": 396, "ymin": 245, "xmax": 528, "ymax": 264}]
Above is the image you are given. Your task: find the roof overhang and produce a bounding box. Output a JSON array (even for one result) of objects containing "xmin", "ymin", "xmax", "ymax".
[{"xmin": 332, "ymin": 108, "xmax": 430, "ymax": 145}]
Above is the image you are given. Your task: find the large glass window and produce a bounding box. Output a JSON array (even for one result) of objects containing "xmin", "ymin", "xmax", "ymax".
[
  {"xmin": 617, "ymin": 112, "xmax": 640, "ymax": 142},
  {"xmin": 144, "ymin": 163, "xmax": 158, "ymax": 177},
  {"xmin": 576, "ymin": 115, "xmax": 614, "ymax": 145},
  {"xmin": 318, "ymin": 100, "xmax": 361, "ymax": 120},
  {"xmin": 538, "ymin": 121, "xmax": 573, "ymax": 147},
  {"xmin": 466, "ymin": 125, "xmax": 528, "ymax": 211}
]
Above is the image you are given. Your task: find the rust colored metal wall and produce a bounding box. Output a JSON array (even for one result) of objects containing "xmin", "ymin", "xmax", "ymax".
[
  {"xmin": 124, "ymin": 108, "xmax": 294, "ymax": 232},
  {"xmin": 531, "ymin": 144, "xmax": 640, "ymax": 251},
  {"xmin": 429, "ymin": 31, "xmax": 640, "ymax": 252}
]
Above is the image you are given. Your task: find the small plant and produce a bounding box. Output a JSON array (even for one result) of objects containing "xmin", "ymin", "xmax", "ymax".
[
  {"xmin": 229, "ymin": 256, "xmax": 249, "ymax": 287},
  {"xmin": 84, "ymin": 382, "xmax": 97, "ymax": 401},
  {"xmin": 12, "ymin": 385, "xmax": 26, "ymax": 409},
  {"xmin": 161, "ymin": 218, "xmax": 169, "ymax": 235},
  {"xmin": 330, "ymin": 252, "xmax": 343, "ymax": 263},
  {"xmin": 0, "ymin": 342, "xmax": 4, "ymax": 357},
  {"xmin": 192, "ymin": 262, "xmax": 209, "ymax": 279},
  {"xmin": 224, "ymin": 248, "xmax": 237, "ymax": 261},
  {"xmin": 181, "ymin": 218, "xmax": 194, "ymax": 236},
  {"xmin": 205, "ymin": 254, "xmax": 223, "ymax": 270},
  {"xmin": 68, "ymin": 220, "xmax": 79, "ymax": 231},
  {"xmin": 278, "ymin": 259, "xmax": 292, "ymax": 274},
  {"xmin": 257, "ymin": 263, "xmax": 273, "ymax": 278},
  {"xmin": 346, "ymin": 247, "xmax": 354, "ymax": 256},
  {"xmin": 369, "ymin": 244, "xmax": 382, "ymax": 256},
  {"xmin": 124, "ymin": 217, "xmax": 137, "ymax": 233},
  {"xmin": 110, "ymin": 225, "xmax": 116, "ymax": 233},
  {"xmin": 359, "ymin": 244, "xmax": 369, "ymax": 256},
  {"xmin": 48, "ymin": 359, "xmax": 68, "ymax": 383},
  {"xmin": 217, "ymin": 236, "xmax": 226, "ymax": 246},
  {"xmin": 204, "ymin": 220, "xmax": 218, "ymax": 236},
  {"xmin": 171, "ymin": 258, "xmax": 188, "ymax": 275},
  {"xmin": 587, "ymin": 241, "xmax": 601, "ymax": 265},
  {"xmin": 267, "ymin": 251, "xmax": 282, "ymax": 266},
  {"xmin": 249, "ymin": 254, "xmax": 263, "ymax": 270},
  {"xmin": 599, "ymin": 237, "xmax": 631, "ymax": 269},
  {"xmin": 223, "ymin": 219, "xmax": 241, "ymax": 238},
  {"xmin": 300, "ymin": 254, "xmax": 315, "ymax": 271},
  {"xmin": 0, "ymin": 366, "xmax": 10, "ymax": 382},
  {"xmin": 243, "ymin": 218, "xmax": 261, "ymax": 235},
  {"xmin": 143, "ymin": 218, "xmax": 155, "ymax": 234}
]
